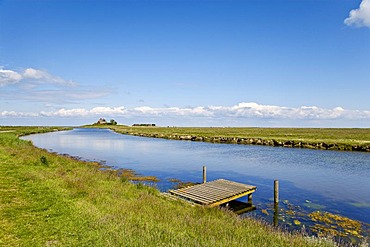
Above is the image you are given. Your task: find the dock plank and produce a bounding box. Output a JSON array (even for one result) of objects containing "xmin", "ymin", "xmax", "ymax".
[
  {"xmin": 179, "ymin": 188, "xmax": 230, "ymax": 202},
  {"xmin": 169, "ymin": 190, "xmax": 210, "ymax": 204},
  {"xmin": 184, "ymin": 185, "xmax": 244, "ymax": 200},
  {"xmin": 176, "ymin": 186, "xmax": 229, "ymax": 202}
]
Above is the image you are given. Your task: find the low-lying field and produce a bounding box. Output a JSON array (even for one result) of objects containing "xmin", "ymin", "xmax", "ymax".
[
  {"xmin": 101, "ymin": 125, "xmax": 370, "ymax": 152},
  {"xmin": 0, "ymin": 126, "xmax": 335, "ymax": 246}
]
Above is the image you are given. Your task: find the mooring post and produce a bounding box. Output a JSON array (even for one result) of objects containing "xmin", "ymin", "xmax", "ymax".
[
  {"xmin": 274, "ymin": 180, "xmax": 279, "ymax": 204},
  {"xmin": 248, "ymin": 194, "xmax": 253, "ymax": 204},
  {"xmin": 203, "ymin": 166, "xmax": 207, "ymax": 184}
]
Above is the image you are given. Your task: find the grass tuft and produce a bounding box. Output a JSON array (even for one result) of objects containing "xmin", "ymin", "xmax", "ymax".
[{"xmin": 40, "ymin": 156, "xmax": 49, "ymax": 166}]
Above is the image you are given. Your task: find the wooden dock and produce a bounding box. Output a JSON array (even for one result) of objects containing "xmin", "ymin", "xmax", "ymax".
[{"xmin": 169, "ymin": 179, "xmax": 256, "ymax": 207}]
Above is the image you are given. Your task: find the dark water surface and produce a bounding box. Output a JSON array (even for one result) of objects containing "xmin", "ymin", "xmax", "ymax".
[{"xmin": 22, "ymin": 128, "xmax": 370, "ymax": 239}]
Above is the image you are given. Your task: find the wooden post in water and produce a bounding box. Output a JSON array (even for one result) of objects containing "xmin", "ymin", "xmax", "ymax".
[
  {"xmin": 248, "ymin": 194, "xmax": 253, "ymax": 204},
  {"xmin": 274, "ymin": 180, "xmax": 279, "ymax": 204},
  {"xmin": 203, "ymin": 166, "xmax": 207, "ymax": 184},
  {"xmin": 273, "ymin": 180, "xmax": 279, "ymax": 227}
]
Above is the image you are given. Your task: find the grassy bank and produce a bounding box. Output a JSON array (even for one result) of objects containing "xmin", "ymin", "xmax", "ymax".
[
  {"xmin": 98, "ymin": 125, "xmax": 370, "ymax": 152},
  {"xmin": 0, "ymin": 126, "xmax": 334, "ymax": 246}
]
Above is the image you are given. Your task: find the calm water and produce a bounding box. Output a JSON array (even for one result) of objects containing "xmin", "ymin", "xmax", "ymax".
[{"xmin": 22, "ymin": 128, "xmax": 370, "ymax": 238}]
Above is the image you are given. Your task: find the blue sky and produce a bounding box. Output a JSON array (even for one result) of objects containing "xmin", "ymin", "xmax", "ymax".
[{"xmin": 1, "ymin": 0, "xmax": 369, "ymax": 127}]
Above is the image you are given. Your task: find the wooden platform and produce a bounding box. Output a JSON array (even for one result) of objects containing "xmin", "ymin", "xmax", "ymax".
[{"xmin": 169, "ymin": 179, "xmax": 256, "ymax": 207}]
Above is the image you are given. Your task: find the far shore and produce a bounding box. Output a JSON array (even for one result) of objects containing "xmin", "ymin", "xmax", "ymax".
[{"xmin": 87, "ymin": 125, "xmax": 370, "ymax": 152}]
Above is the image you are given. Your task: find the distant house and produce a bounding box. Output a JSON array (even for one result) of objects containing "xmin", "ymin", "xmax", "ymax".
[
  {"xmin": 132, "ymin": 124, "xmax": 156, "ymax": 127},
  {"xmin": 97, "ymin": 118, "xmax": 107, "ymax": 124}
]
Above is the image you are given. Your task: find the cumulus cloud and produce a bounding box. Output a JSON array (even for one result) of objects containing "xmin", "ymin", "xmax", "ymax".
[
  {"xmin": 344, "ymin": 0, "xmax": 370, "ymax": 28},
  {"xmin": 1, "ymin": 110, "xmax": 39, "ymax": 118},
  {"xmin": 39, "ymin": 106, "xmax": 126, "ymax": 117},
  {"xmin": 0, "ymin": 66, "xmax": 111, "ymax": 104},
  {"xmin": 131, "ymin": 106, "xmax": 214, "ymax": 117},
  {"xmin": 2, "ymin": 103, "xmax": 370, "ymax": 123},
  {"xmin": 0, "ymin": 67, "xmax": 75, "ymax": 87},
  {"xmin": 0, "ymin": 68, "xmax": 23, "ymax": 86},
  {"xmin": 23, "ymin": 68, "xmax": 75, "ymax": 86}
]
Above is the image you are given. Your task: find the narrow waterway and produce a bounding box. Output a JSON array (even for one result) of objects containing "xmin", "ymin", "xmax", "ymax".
[{"xmin": 22, "ymin": 128, "xmax": 370, "ymax": 241}]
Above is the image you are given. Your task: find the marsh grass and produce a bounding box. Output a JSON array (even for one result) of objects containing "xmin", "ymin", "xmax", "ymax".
[
  {"xmin": 0, "ymin": 127, "xmax": 336, "ymax": 246},
  {"xmin": 99, "ymin": 125, "xmax": 370, "ymax": 152},
  {"xmin": 117, "ymin": 168, "xmax": 160, "ymax": 182},
  {"xmin": 166, "ymin": 178, "xmax": 200, "ymax": 189}
]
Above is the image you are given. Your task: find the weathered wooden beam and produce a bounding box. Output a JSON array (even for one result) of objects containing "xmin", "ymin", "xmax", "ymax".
[
  {"xmin": 203, "ymin": 166, "xmax": 206, "ymax": 184},
  {"xmin": 274, "ymin": 180, "xmax": 279, "ymax": 204},
  {"xmin": 207, "ymin": 190, "xmax": 256, "ymax": 207}
]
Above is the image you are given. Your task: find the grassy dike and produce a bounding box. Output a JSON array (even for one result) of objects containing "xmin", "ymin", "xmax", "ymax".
[
  {"xmin": 100, "ymin": 126, "xmax": 370, "ymax": 152},
  {"xmin": 0, "ymin": 127, "xmax": 335, "ymax": 247}
]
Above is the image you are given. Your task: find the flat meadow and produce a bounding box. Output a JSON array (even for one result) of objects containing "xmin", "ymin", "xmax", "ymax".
[{"xmin": 102, "ymin": 125, "xmax": 370, "ymax": 152}]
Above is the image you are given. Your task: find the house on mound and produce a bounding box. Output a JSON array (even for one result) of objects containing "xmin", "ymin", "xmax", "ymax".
[
  {"xmin": 95, "ymin": 118, "xmax": 118, "ymax": 125},
  {"xmin": 97, "ymin": 118, "xmax": 107, "ymax": 124}
]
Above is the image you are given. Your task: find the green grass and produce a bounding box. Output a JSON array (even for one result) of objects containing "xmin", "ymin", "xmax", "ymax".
[
  {"xmin": 98, "ymin": 125, "xmax": 370, "ymax": 151},
  {"xmin": 0, "ymin": 126, "xmax": 335, "ymax": 246}
]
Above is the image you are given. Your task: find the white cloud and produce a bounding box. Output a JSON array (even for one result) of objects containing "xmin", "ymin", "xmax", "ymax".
[
  {"xmin": 0, "ymin": 68, "xmax": 22, "ymax": 86},
  {"xmin": 90, "ymin": 106, "xmax": 126, "ymax": 115},
  {"xmin": 131, "ymin": 106, "xmax": 214, "ymax": 117},
  {"xmin": 39, "ymin": 106, "xmax": 126, "ymax": 117},
  {"xmin": 344, "ymin": 0, "xmax": 370, "ymax": 28},
  {"xmin": 1, "ymin": 110, "xmax": 38, "ymax": 117},
  {"xmin": 0, "ymin": 67, "xmax": 76, "ymax": 87},
  {"xmin": 23, "ymin": 68, "xmax": 46, "ymax": 80},
  {"xmin": 2, "ymin": 103, "xmax": 370, "ymax": 124},
  {"xmin": 0, "ymin": 66, "xmax": 110, "ymax": 104},
  {"xmin": 23, "ymin": 68, "xmax": 76, "ymax": 86}
]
